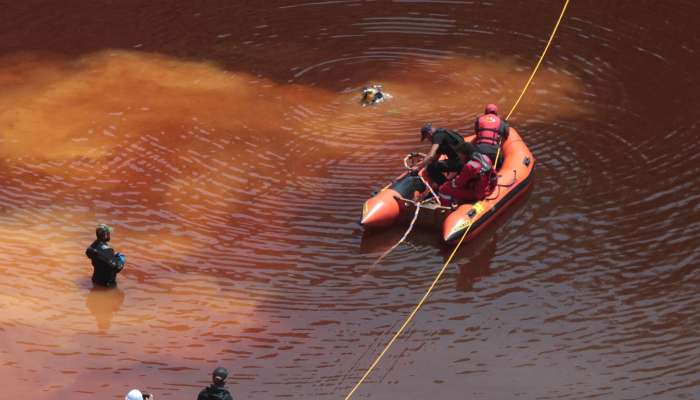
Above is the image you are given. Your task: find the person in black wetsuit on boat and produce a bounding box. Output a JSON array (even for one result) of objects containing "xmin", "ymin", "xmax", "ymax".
[
  {"xmin": 86, "ymin": 224, "xmax": 125, "ymax": 288},
  {"xmin": 413, "ymin": 122, "xmax": 466, "ymax": 189}
]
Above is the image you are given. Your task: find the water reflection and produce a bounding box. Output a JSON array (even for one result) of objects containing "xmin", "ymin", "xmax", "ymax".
[
  {"xmin": 455, "ymin": 236, "xmax": 496, "ymax": 292},
  {"xmin": 85, "ymin": 286, "xmax": 125, "ymax": 332},
  {"xmin": 359, "ymin": 224, "xmax": 428, "ymax": 255}
]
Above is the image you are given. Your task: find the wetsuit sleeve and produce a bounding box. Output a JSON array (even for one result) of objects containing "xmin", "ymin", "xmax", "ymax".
[
  {"xmin": 102, "ymin": 247, "xmax": 124, "ymax": 270},
  {"xmin": 445, "ymin": 129, "xmax": 465, "ymax": 143},
  {"xmin": 197, "ymin": 388, "xmax": 208, "ymax": 400},
  {"xmin": 88, "ymin": 244, "xmax": 121, "ymax": 270},
  {"xmin": 431, "ymin": 129, "xmax": 447, "ymax": 145},
  {"xmin": 102, "ymin": 250, "xmax": 120, "ymax": 270},
  {"xmin": 453, "ymin": 161, "xmax": 479, "ymax": 188},
  {"xmin": 502, "ymin": 120, "xmax": 510, "ymax": 141}
]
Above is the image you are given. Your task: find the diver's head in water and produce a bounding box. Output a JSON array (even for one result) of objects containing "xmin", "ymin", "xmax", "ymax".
[
  {"xmin": 361, "ymin": 84, "xmax": 386, "ymax": 106},
  {"xmin": 96, "ymin": 223, "xmax": 112, "ymax": 242}
]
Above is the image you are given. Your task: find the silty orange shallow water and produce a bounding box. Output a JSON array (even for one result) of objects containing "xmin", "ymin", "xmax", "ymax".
[{"xmin": 0, "ymin": 1, "xmax": 699, "ymax": 399}]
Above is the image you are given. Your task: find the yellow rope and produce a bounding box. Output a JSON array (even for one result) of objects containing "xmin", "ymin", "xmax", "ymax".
[
  {"xmin": 343, "ymin": 222, "xmax": 474, "ymax": 400},
  {"xmin": 506, "ymin": 0, "xmax": 571, "ymax": 120},
  {"xmin": 344, "ymin": 1, "xmax": 570, "ymax": 398}
]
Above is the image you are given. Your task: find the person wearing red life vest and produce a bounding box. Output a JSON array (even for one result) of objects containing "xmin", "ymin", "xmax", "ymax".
[
  {"xmin": 438, "ymin": 142, "xmax": 496, "ymax": 206},
  {"xmin": 473, "ymin": 103, "xmax": 509, "ymax": 167}
]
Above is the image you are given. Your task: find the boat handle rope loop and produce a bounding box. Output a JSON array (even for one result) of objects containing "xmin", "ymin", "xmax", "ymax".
[
  {"xmin": 403, "ymin": 152, "xmax": 440, "ymax": 203},
  {"xmin": 344, "ymin": 0, "xmax": 571, "ymax": 398}
]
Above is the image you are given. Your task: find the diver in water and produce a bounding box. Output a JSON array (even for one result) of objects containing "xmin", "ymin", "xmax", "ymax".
[
  {"xmin": 86, "ymin": 224, "xmax": 125, "ymax": 288},
  {"xmin": 360, "ymin": 84, "xmax": 391, "ymax": 106}
]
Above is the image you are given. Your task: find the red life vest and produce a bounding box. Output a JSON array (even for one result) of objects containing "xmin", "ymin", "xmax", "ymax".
[
  {"xmin": 474, "ymin": 113, "xmax": 508, "ymax": 146},
  {"xmin": 438, "ymin": 152, "xmax": 497, "ymax": 205},
  {"xmin": 469, "ymin": 153, "xmax": 497, "ymax": 199}
]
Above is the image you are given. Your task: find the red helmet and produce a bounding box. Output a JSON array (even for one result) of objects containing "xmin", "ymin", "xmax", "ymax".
[{"xmin": 484, "ymin": 104, "xmax": 498, "ymax": 115}]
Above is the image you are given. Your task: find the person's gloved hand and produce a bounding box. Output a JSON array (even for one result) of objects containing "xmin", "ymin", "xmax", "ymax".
[{"xmin": 116, "ymin": 252, "xmax": 126, "ymax": 265}]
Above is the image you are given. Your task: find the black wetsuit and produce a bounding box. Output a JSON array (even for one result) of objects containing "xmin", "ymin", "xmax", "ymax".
[
  {"xmin": 427, "ymin": 128, "xmax": 465, "ymax": 185},
  {"xmin": 198, "ymin": 384, "xmax": 234, "ymax": 400},
  {"xmin": 85, "ymin": 239, "xmax": 124, "ymax": 287}
]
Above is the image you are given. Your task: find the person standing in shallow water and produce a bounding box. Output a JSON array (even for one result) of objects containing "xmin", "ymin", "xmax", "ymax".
[
  {"xmin": 198, "ymin": 367, "xmax": 234, "ymax": 400},
  {"xmin": 85, "ymin": 224, "xmax": 125, "ymax": 288}
]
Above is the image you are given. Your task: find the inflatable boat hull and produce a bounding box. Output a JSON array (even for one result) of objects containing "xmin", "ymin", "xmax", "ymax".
[{"xmin": 361, "ymin": 128, "xmax": 535, "ymax": 244}]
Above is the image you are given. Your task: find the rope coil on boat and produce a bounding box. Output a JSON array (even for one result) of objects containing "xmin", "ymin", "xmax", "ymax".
[{"xmin": 403, "ymin": 152, "xmax": 439, "ymax": 203}]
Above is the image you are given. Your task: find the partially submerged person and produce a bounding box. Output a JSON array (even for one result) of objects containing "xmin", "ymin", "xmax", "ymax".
[
  {"xmin": 198, "ymin": 367, "xmax": 234, "ymax": 400},
  {"xmin": 360, "ymin": 84, "xmax": 391, "ymax": 106},
  {"xmin": 86, "ymin": 224, "xmax": 125, "ymax": 288},
  {"xmin": 438, "ymin": 142, "xmax": 496, "ymax": 207},
  {"xmin": 413, "ymin": 122, "xmax": 466, "ymax": 189},
  {"xmin": 473, "ymin": 103, "xmax": 509, "ymax": 167}
]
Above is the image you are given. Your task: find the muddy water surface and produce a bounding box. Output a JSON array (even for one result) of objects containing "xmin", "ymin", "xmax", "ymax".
[{"xmin": 1, "ymin": 1, "xmax": 699, "ymax": 399}]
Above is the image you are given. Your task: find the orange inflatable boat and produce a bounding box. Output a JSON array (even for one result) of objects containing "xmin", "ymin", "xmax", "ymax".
[{"xmin": 360, "ymin": 127, "xmax": 534, "ymax": 243}]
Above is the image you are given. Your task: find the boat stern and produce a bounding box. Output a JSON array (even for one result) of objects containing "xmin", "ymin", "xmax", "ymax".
[
  {"xmin": 443, "ymin": 215, "xmax": 472, "ymax": 244},
  {"xmin": 443, "ymin": 202, "xmax": 486, "ymax": 243}
]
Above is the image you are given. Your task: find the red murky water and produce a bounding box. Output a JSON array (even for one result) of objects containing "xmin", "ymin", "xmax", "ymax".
[{"xmin": 1, "ymin": 1, "xmax": 699, "ymax": 399}]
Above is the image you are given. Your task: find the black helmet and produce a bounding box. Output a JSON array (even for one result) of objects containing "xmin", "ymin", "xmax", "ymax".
[{"xmin": 213, "ymin": 367, "xmax": 228, "ymax": 382}]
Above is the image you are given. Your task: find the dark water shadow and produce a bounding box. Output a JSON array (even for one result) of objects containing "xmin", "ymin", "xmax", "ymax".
[{"xmin": 0, "ymin": 1, "xmax": 582, "ymax": 91}]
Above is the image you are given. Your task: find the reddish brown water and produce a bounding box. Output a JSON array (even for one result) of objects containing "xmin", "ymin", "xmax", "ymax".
[{"xmin": 1, "ymin": 1, "xmax": 699, "ymax": 399}]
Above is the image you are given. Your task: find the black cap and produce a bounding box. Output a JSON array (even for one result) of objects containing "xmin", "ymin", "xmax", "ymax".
[
  {"xmin": 213, "ymin": 367, "xmax": 228, "ymax": 382},
  {"xmin": 420, "ymin": 123, "xmax": 433, "ymax": 141}
]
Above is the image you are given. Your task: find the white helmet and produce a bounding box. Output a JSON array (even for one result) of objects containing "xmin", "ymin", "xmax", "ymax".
[{"xmin": 125, "ymin": 389, "xmax": 143, "ymax": 400}]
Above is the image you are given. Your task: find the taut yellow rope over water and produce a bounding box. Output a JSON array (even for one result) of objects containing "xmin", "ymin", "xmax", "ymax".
[
  {"xmin": 343, "ymin": 0, "xmax": 570, "ymax": 398},
  {"xmin": 506, "ymin": 0, "xmax": 571, "ymax": 120}
]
